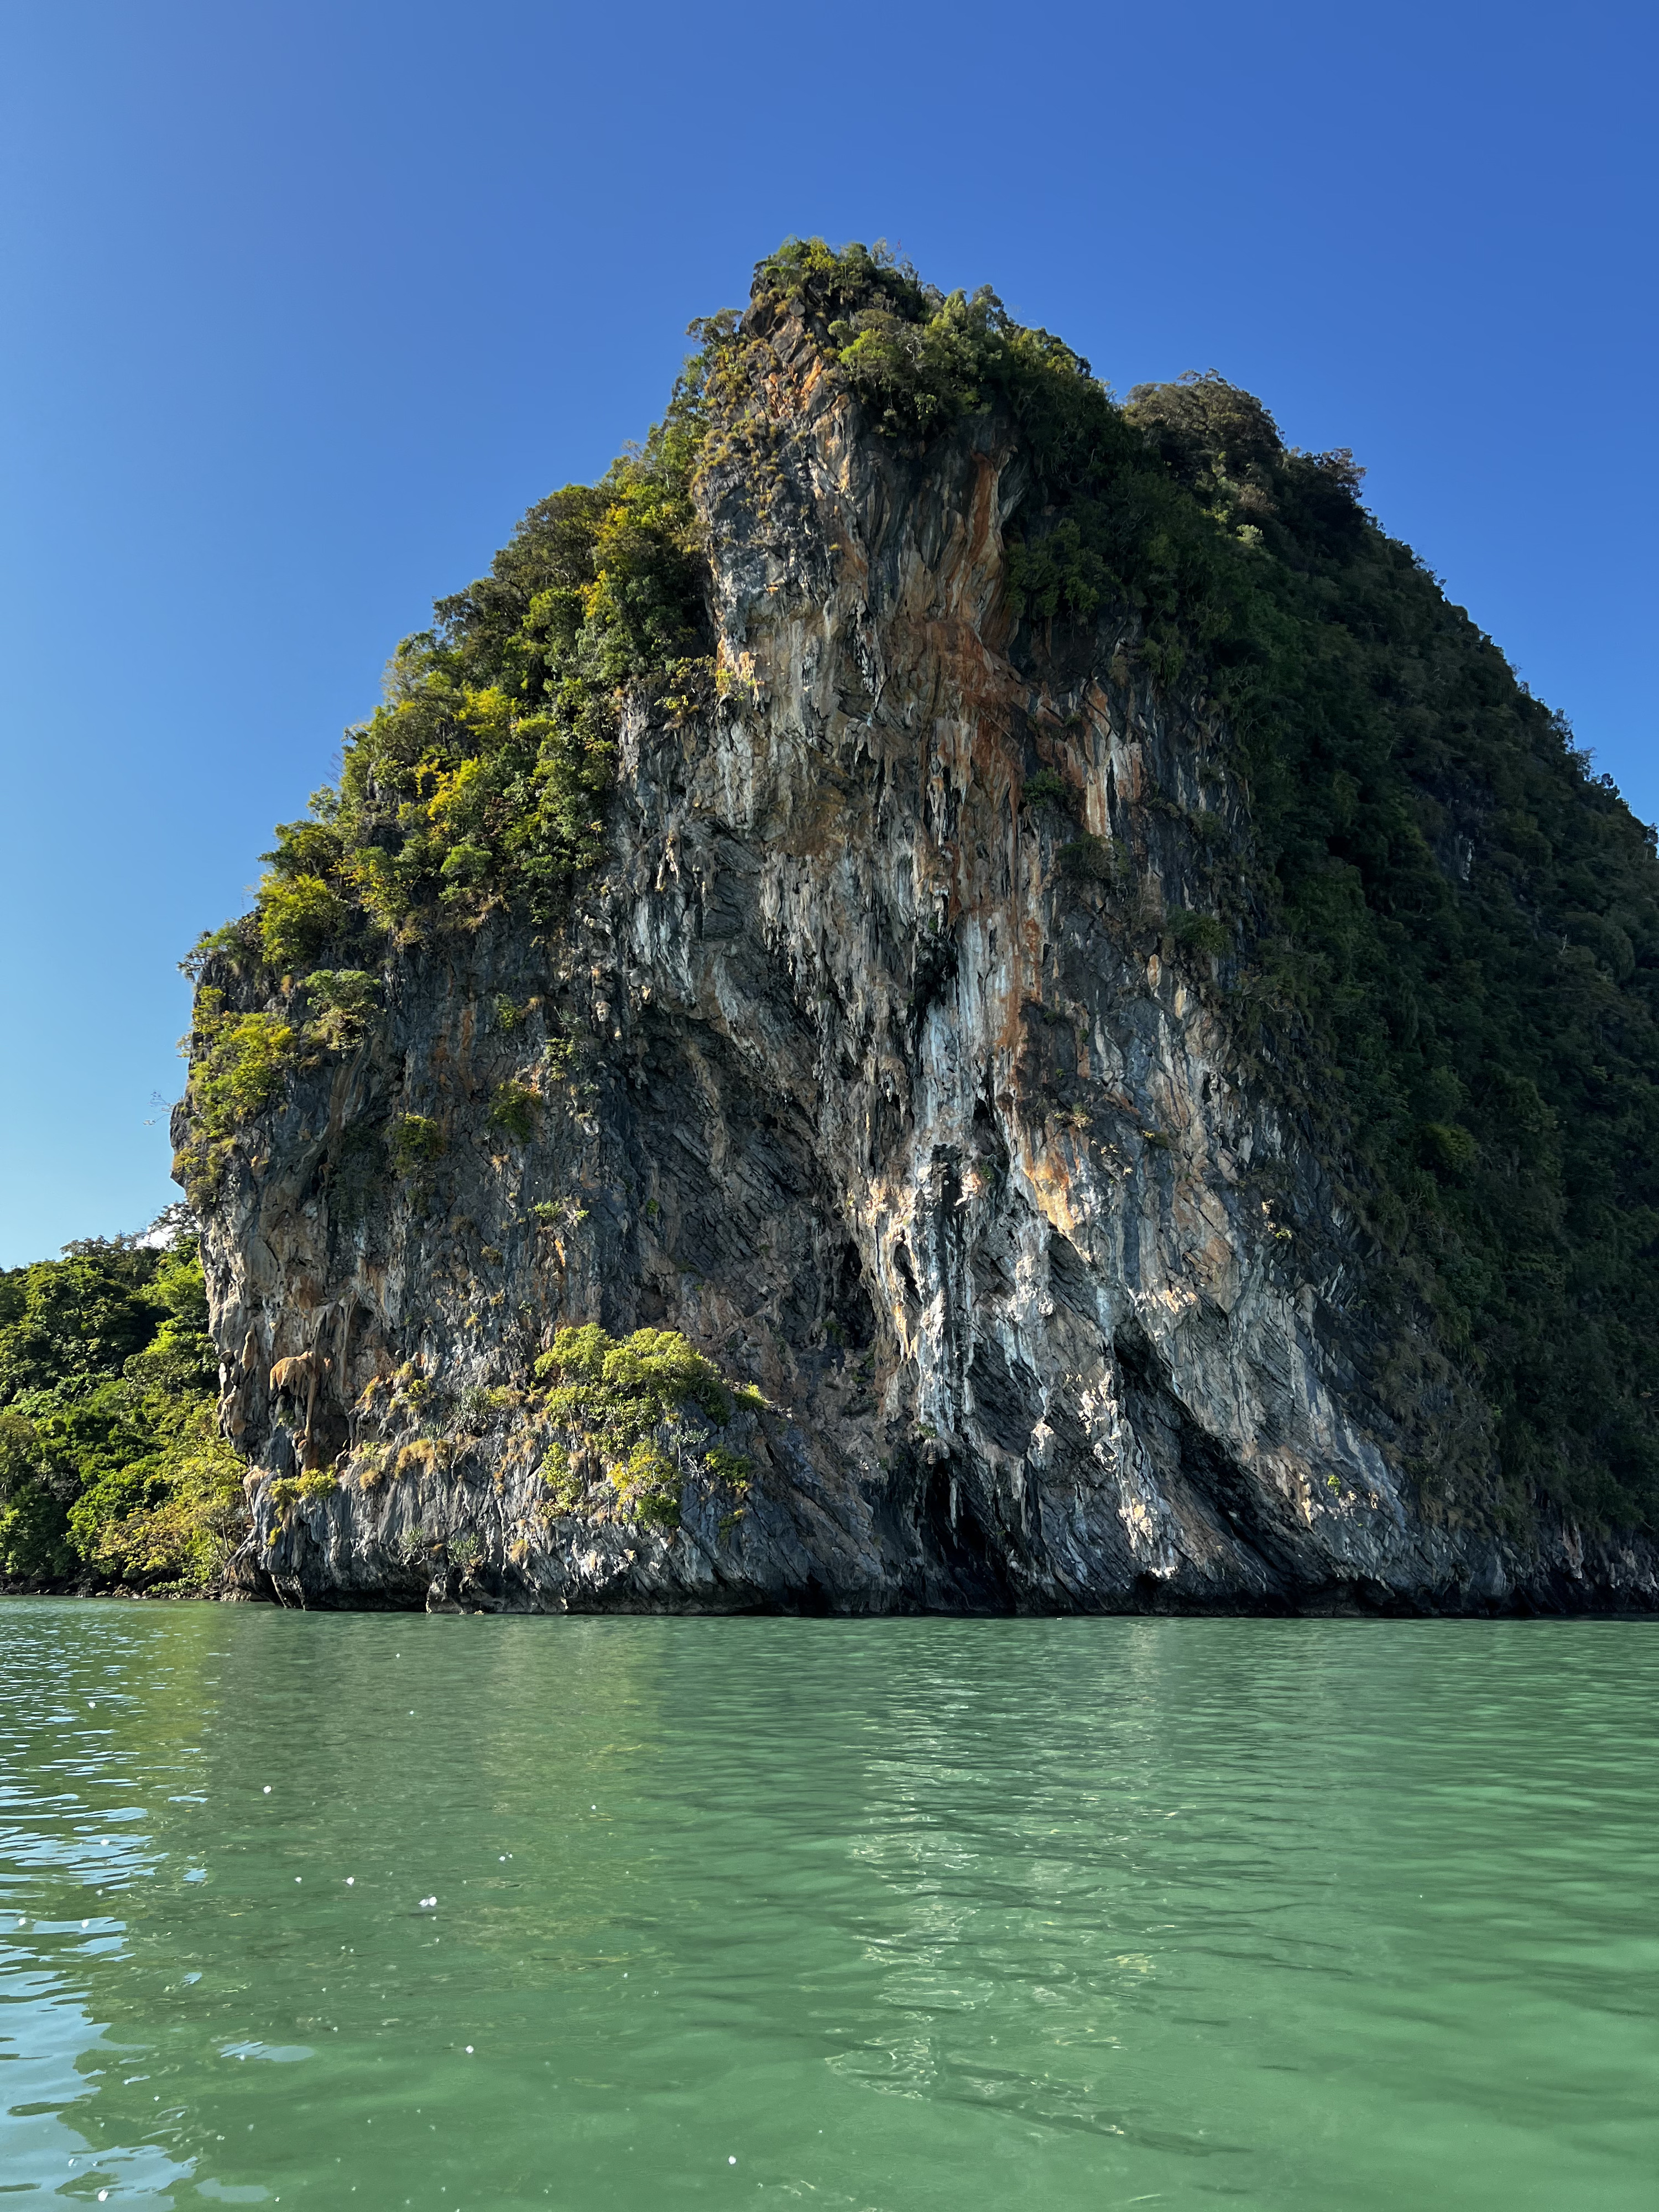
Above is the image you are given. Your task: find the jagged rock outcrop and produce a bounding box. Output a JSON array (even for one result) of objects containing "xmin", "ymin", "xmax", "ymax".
[{"xmin": 185, "ymin": 272, "xmax": 1659, "ymax": 1614}]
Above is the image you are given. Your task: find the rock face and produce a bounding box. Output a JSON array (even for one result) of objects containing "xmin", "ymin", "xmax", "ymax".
[{"xmin": 192, "ymin": 291, "xmax": 1659, "ymax": 1614}]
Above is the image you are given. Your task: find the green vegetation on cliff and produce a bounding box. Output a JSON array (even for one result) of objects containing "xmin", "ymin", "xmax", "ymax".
[
  {"xmin": 197, "ymin": 413, "xmax": 711, "ymax": 987},
  {"xmin": 1117, "ymin": 373, "xmax": 1659, "ymax": 1529},
  {"xmin": 534, "ymin": 1323, "xmax": 759, "ymax": 1530},
  {"xmin": 0, "ymin": 1224, "xmax": 246, "ymax": 1588},
  {"xmin": 174, "ymin": 395, "xmax": 714, "ymax": 1192}
]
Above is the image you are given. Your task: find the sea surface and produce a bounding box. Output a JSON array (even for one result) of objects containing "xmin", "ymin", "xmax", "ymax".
[{"xmin": 1, "ymin": 1603, "xmax": 1655, "ymax": 2208}]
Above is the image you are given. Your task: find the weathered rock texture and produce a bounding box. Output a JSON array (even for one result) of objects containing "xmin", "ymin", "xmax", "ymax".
[{"xmin": 194, "ymin": 296, "xmax": 1659, "ymax": 1614}]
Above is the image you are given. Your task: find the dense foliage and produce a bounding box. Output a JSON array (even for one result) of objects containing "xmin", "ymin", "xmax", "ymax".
[
  {"xmin": 202, "ymin": 418, "xmax": 711, "ymax": 985},
  {"xmin": 0, "ymin": 1225, "xmax": 245, "ymax": 1588},
  {"xmin": 533, "ymin": 1325, "xmax": 759, "ymax": 1529},
  {"xmin": 177, "ymin": 403, "xmax": 714, "ymax": 1191},
  {"xmin": 1116, "ymin": 374, "xmax": 1659, "ymax": 1527},
  {"xmin": 757, "ymin": 238, "xmax": 1659, "ymax": 1527}
]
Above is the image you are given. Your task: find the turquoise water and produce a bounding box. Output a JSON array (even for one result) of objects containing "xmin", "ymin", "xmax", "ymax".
[{"xmin": 1, "ymin": 1605, "xmax": 1655, "ymax": 2208}]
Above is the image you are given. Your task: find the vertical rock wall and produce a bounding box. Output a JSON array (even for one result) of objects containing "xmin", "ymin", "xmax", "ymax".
[{"xmin": 192, "ymin": 297, "xmax": 1659, "ymax": 1613}]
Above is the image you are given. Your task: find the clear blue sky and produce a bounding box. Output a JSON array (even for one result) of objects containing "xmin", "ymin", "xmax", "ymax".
[{"xmin": 2, "ymin": 0, "xmax": 1653, "ymax": 1266}]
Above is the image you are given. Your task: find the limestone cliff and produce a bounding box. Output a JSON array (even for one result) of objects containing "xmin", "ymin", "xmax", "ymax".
[{"xmin": 181, "ymin": 247, "xmax": 1659, "ymax": 1612}]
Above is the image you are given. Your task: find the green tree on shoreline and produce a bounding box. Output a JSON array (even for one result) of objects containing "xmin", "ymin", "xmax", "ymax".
[{"xmin": 0, "ymin": 1220, "xmax": 246, "ymax": 1590}]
